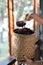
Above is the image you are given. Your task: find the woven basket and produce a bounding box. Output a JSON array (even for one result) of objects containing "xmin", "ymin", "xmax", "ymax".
[{"xmin": 12, "ymin": 32, "xmax": 36, "ymax": 61}]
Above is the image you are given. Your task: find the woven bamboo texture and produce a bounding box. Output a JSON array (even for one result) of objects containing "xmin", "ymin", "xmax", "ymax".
[{"xmin": 12, "ymin": 32, "xmax": 36, "ymax": 61}]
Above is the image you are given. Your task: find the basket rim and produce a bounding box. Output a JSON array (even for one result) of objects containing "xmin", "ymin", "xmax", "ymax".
[{"xmin": 13, "ymin": 32, "xmax": 36, "ymax": 37}]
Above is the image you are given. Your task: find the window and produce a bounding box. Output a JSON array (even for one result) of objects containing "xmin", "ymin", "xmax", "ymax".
[{"xmin": 0, "ymin": 0, "xmax": 8, "ymax": 61}]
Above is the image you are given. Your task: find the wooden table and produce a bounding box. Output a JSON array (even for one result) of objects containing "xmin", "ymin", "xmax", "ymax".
[
  {"xmin": 33, "ymin": 61, "xmax": 43, "ymax": 65},
  {"xmin": 0, "ymin": 56, "xmax": 16, "ymax": 65},
  {"xmin": 26, "ymin": 61, "xmax": 43, "ymax": 65}
]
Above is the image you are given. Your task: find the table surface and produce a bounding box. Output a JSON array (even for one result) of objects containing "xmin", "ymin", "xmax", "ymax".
[
  {"xmin": 32, "ymin": 61, "xmax": 43, "ymax": 65},
  {"xmin": 0, "ymin": 56, "xmax": 16, "ymax": 65}
]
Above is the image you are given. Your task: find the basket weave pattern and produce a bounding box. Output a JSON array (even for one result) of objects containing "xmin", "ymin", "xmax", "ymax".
[{"xmin": 12, "ymin": 33, "xmax": 36, "ymax": 61}]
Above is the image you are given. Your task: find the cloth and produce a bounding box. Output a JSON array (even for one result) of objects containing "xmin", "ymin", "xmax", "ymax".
[{"xmin": 36, "ymin": 24, "xmax": 43, "ymax": 41}]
